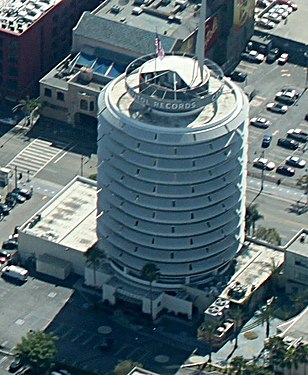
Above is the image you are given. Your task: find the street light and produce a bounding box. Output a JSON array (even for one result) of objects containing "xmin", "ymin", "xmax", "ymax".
[{"xmin": 304, "ymin": 46, "xmax": 308, "ymax": 93}]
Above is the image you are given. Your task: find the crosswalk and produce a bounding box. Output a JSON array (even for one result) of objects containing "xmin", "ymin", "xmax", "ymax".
[{"xmin": 6, "ymin": 138, "xmax": 69, "ymax": 180}]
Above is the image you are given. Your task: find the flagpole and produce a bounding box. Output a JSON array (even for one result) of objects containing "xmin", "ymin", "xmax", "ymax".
[{"xmin": 195, "ymin": 0, "xmax": 206, "ymax": 81}]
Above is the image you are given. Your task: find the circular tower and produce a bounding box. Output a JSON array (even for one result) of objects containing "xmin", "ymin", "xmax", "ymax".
[{"xmin": 97, "ymin": 53, "xmax": 249, "ymax": 290}]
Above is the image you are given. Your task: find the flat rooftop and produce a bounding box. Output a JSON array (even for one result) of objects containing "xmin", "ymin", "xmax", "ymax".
[
  {"xmin": 0, "ymin": 0, "xmax": 61, "ymax": 35},
  {"xmin": 277, "ymin": 306, "xmax": 308, "ymax": 345},
  {"xmin": 93, "ymin": 0, "xmax": 199, "ymax": 40},
  {"xmin": 23, "ymin": 177, "xmax": 97, "ymax": 252},
  {"xmin": 255, "ymin": 0, "xmax": 308, "ymax": 46},
  {"xmin": 285, "ymin": 230, "xmax": 307, "ymax": 257},
  {"xmin": 220, "ymin": 243, "xmax": 284, "ymax": 305}
]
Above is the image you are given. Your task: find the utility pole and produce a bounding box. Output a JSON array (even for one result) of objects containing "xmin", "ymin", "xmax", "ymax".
[
  {"xmin": 81, "ymin": 155, "xmax": 84, "ymax": 177},
  {"xmin": 14, "ymin": 165, "xmax": 18, "ymax": 189}
]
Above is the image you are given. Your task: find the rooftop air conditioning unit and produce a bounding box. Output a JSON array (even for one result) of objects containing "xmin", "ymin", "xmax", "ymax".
[{"xmin": 79, "ymin": 67, "xmax": 93, "ymax": 82}]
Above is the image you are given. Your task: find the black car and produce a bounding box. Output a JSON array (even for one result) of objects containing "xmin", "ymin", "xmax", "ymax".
[
  {"xmin": 99, "ymin": 337, "xmax": 114, "ymax": 351},
  {"xmin": 6, "ymin": 191, "xmax": 26, "ymax": 203},
  {"xmin": 230, "ymin": 70, "xmax": 247, "ymax": 82},
  {"xmin": 2, "ymin": 239, "xmax": 18, "ymax": 250},
  {"xmin": 266, "ymin": 48, "xmax": 280, "ymax": 63},
  {"xmin": 9, "ymin": 357, "xmax": 23, "ymax": 372},
  {"xmin": 276, "ymin": 166, "xmax": 295, "ymax": 177},
  {"xmin": 0, "ymin": 203, "xmax": 10, "ymax": 216},
  {"xmin": 262, "ymin": 135, "xmax": 272, "ymax": 148},
  {"xmin": 12, "ymin": 187, "xmax": 32, "ymax": 200},
  {"xmin": 287, "ymin": 129, "xmax": 308, "ymax": 143},
  {"xmin": 277, "ymin": 138, "xmax": 299, "ymax": 150}
]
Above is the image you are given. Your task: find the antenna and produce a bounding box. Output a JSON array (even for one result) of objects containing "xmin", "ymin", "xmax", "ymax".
[{"xmin": 195, "ymin": 0, "xmax": 206, "ymax": 81}]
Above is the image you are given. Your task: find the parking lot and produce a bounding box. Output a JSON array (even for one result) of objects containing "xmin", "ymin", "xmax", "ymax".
[{"xmin": 232, "ymin": 52, "xmax": 307, "ymax": 187}]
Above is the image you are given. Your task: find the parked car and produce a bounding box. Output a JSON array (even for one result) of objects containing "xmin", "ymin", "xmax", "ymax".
[
  {"xmin": 266, "ymin": 48, "xmax": 280, "ymax": 63},
  {"xmin": 0, "ymin": 250, "xmax": 11, "ymax": 259},
  {"xmin": 256, "ymin": 18, "xmax": 275, "ymax": 29},
  {"xmin": 266, "ymin": 102, "xmax": 288, "ymax": 114},
  {"xmin": 250, "ymin": 117, "xmax": 272, "ymax": 129},
  {"xmin": 12, "ymin": 187, "xmax": 32, "ymax": 200},
  {"xmin": 8, "ymin": 357, "xmax": 23, "ymax": 373},
  {"xmin": 241, "ymin": 50, "xmax": 264, "ymax": 63},
  {"xmin": 262, "ymin": 135, "xmax": 272, "ymax": 148},
  {"xmin": 253, "ymin": 158, "xmax": 276, "ymax": 171},
  {"xmin": 229, "ymin": 70, "xmax": 247, "ymax": 82},
  {"xmin": 6, "ymin": 191, "xmax": 26, "ymax": 204},
  {"xmin": 277, "ymin": 138, "xmax": 299, "ymax": 150},
  {"xmin": 285, "ymin": 156, "xmax": 306, "ymax": 168},
  {"xmin": 275, "ymin": 88, "xmax": 300, "ymax": 104},
  {"xmin": 263, "ymin": 12, "xmax": 283, "ymax": 23},
  {"xmin": 0, "ymin": 203, "xmax": 10, "ymax": 216},
  {"xmin": 276, "ymin": 165, "xmax": 295, "ymax": 177},
  {"xmin": 99, "ymin": 337, "xmax": 114, "ymax": 351},
  {"xmin": 305, "ymin": 113, "xmax": 308, "ymax": 121},
  {"xmin": 1, "ymin": 265, "xmax": 29, "ymax": 282},
  {"xmin": 277, "ymin": 53, "xmax": 289, "ymax": 65},
  {"xmin": 277, "ymin": 0, "xmax": 297, "ymax": 11},
  {"xmin": 287, "ymin": 128, "xmax": 308, "ymax": 143},
  {"xmin": 2, "ymin": 239, "xmax": 18, "ymax": 250}
]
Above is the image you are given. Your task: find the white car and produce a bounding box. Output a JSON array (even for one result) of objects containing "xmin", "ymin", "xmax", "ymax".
[
  {"xmin": 256, "ymin": 18, "xmax": 275, "ymax": 29},
  {"xmin": 266, "ymin": 102, "xmax": 288, "ymax": 113},
  {"xmin": 249, "ymin": 50, "xmax": 265, "ymax": 62},
  {"xmin": 278, "ymin": 53, "xmax": 289, "ymax": 64},
  {"xmin": 285, "ymin": 156, "xmax": 306, "ymax": 168},
  {"xmin": 253, "ymin": 158, "xmax": 276, "ymax": 171},
  {"xmin": 264, "ymin": 12, "xmax": 283, "ymax": 23}
]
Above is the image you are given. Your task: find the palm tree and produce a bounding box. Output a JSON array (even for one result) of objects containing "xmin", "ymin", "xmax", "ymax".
[
  {"xmin": 245, "ymin": 204, "xmax": 263, "ymax": 236},
  {"xmin": 229, "ymin": 355, "xmax": 248, "ymax": 374},
  {"xmin": 140, "ymin": 263, "xmax": 160, "ymax": 320},
  {"xmin": 264, "ymin": 336, "xmax": 286, "ymax": 370},
  {"xmin": 85, "ymin": 244, "xmax": 104, "ymax": 288},
  {"xmin": 199, "ymin": 321, "xmax": 216, "ymax": 363},
  {"xmin": 12, "ymin": 96, "xmax": 41, "ymax": 127},
  {"xmin": 255, "ymin": 226, "xmax": 282, "ymax": 246},
  {"xmin": 228, "ymin": 307, "xmax": 244, "ymax": 350}
]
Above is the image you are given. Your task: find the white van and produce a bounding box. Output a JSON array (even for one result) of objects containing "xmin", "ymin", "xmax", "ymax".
[{"xmin": 2, "ymin": 265, "xmax": 29, "ymax": 282}]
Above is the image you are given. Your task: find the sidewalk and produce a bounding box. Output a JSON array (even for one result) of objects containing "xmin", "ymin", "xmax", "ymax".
[{"xmin": 212, "ymin": 316, "xmax": 284, "ymax": 366}]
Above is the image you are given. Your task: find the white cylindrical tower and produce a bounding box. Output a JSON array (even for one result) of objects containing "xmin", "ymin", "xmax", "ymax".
[{"xmin": 97, "ymin": 53, "xmax": 249, "ymax": 290}]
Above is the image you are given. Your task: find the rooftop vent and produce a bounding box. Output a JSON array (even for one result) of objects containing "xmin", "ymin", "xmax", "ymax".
[{"xmin": 79, "ymin": 67, "xmax": 93, "ymax": 82}]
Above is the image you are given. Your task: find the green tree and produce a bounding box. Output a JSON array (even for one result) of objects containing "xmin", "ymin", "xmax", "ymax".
[
  {"xmin": 113, "ymin": 360, "xmax": 143, "ymax": 375},
  {"xmin": 199, "ymin": 321, "xmax": 216, "ymax": 363},
  {"xmin": 13, "ymin": 96, "xmax": 41, "ymax": 127},
  {"xmin": 264, "ymin": 336, "xmax": 286, "ymax": 369},
  {"xmin": 85, "ymin": 244, "xmax": 105, "ymax": 288},
  {"xmin": 140, "ymin": 263, "xmax": 160, "ymax": 320},
  {"xmin": 14, "ymin": 330, "xmax": 58, "ymax": 375},
  {"xmin": 260, "ymin": 299, "xmax": 276, "ymax": 339},
  {"xmin": 254, "ymin": 227, "xmax": 281, "ymax": 246},
  {"xmin": 229, "ymin": 355, "xmax": 248, "ymax": 374},
  {"xmin": 245, "ymin": 204, "xmax": 263, "ymax": 236},
  {"xmin": 228, "ymin": 307, "xmax": 244, "ymax": 350}
]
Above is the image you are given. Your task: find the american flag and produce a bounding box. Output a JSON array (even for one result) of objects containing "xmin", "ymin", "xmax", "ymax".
[{"xmin": 155, "ymin": 33, "xmax": 165, "ymax": 59}]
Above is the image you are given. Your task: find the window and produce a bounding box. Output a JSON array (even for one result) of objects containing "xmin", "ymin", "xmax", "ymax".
[
  {"xmin": 57, "ymin": 92, "xmax": 64, "ymax": 101},
  {"xmin": 80, "ymin": 99, "xmax": 88, "ymax": 110},
  {"xmin": 89, "ymin": 101, "xmax": 94, "ymax": 111},
  {"xmin": 8, "ymin": 79, "xmax": 17, "ymax": 90},
  {"xmin": 44, "ymin": 88, "xmax": 52, "ymax": 97},
  {"xmin": 8, "ymin": 66, "xmax": 17, "ymax": 76}
]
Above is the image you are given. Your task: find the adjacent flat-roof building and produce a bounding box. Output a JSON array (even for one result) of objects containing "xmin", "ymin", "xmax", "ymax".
[
  {"xmin": 39, "ymin": 0, "xmax": 255, "ymax": 128},
  {"xmin": 284, "ymin": 230, "xmax": 308, "ymax": 295},
  {"xmin": 18, "ymin": 177, "xmax": 97, "ymax": 279},
  {"xmin": 0, "ymin": 0, "xmax": 100, "ymax": 102}
]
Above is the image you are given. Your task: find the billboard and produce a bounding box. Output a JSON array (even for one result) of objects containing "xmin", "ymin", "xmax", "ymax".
[
  {"xmin": 180, "ymin": 15, "xmax": 219, "ymax": 54},
  {"xmin": 233, "ymin": 0, "xmax": 255, "ymax": 28}
]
